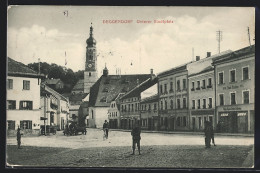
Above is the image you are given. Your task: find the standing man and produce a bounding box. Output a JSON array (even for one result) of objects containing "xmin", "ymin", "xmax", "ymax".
[
  {"xmin": 210, "ymin": 122, "xmax": 216, "ymax": 146},
  {"xmin": 204, "ymin": 121, "xmax": 211, "ymax": 148},
  {"xmin": 17, "ymin": 127, "xmax": 22, "ymax": 149},
  {"xmin": 103, "ymin": 120, "xmax": 109, "ymax": 139},
  {"xmin": 131, "ymin": 123, "xmax": 141, "ymax": 155}
]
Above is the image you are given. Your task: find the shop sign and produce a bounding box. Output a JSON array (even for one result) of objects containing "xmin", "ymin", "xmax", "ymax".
[
  {"xmin": 220, "ymin": 113, "xmax": 229, "ymax": 117},
  {"xmin": 238, "ymin": 112, "xmax": 247, "ymax": 116},
  {"xmin": 223, "ymin": 107, "xmax": 241, "ymax": 111},
  {"xmin": 223, "ymin": 84, "xmax": 244, "ymax": 90}
]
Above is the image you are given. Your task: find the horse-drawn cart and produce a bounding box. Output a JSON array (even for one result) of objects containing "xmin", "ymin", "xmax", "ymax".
[{"xmin": 63, "ymin": 122, "xmax": 87, "ymax": 136}]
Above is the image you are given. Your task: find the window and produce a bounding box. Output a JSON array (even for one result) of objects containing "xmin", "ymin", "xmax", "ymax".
[
  {"xmin": 170, "ymin": 100, "xmax": 174, "ymax": 109},
  {"xmin": 208, "ymin": 78, "xmax": 212, "ymax": 88},
  {"xmin": 219, "ymin": 72, "xmax": 224, "ymax": 84},
  {"xmin": 183, "ymin": 79, "xmax": 186, "ymax": 90},
  {"xmin": 148, "ymin": 104, "xmax": 151, "ymax": 111},
  {"xmin": 192, "ymin": 100, "xmax": 195, "ymax": 109},
  {"xmin": 161, "ymin": 101, "xmax": 163, "ymax": 110},
  {"xmin": 165, "ymin": 100, "xmax": 167, "ymax": 110},
  {"xmin": 50, "ymin": 113, "xmax": 54, "ymax": 124},
  {"xmin": 7, "ymin": 79, "xmax": 13, "ymax": 89},
  {"xmin": 177, "ymin": 99, "xmax": 181, "ymax": 109},
  {"xmin": 170, "ymin": 82, "xmax": 173, "ymax": 92},
  {"xmin": 7, "ymin": 120, "xmax": 15, "ymax": 130},
  {"xmin": 183, "ymin": 117, "xmax": 187, "ymax": 126},
  {"xmin": 20, "ymin": 120, "xmax": 32, "ymax": 129},
  {"xmin": 19, "ymin": 101, "xmax": 32, "ymax": 110},
  {"xmin": 154, "ymin": 103, "xmax": 157, "ymax": 110},
  {"xmin": 231, "ymin": 93, "xmax": 236, "ymax": 105},
  {"xmin": 243, "ymin": 91, "xmax": 249, "ymax": 104},
  {"xmin": 177, "ymin": 80, "xmax": 180, "ymax": 91},
  {"xmin": 132, "ymin": 104, "xmax": 134, "ymax": 111},
  {"xmin": 196, "ymin": 81, "xmax": 200, "ymax": 90},
  {"xmin": 183, "ymin": 98, "xmax": 186, "ymax": 108},
  {"xmin": 177, "ymin": 117, "xmax": 181, "ymax": 126},
  {"xmin": 7, "ymin": 100, "xmax": 16, "ymax": 110},
  {"xmin": 160, "ymin": 85, "xmax": 163, "ymax": 94},
  {"xmin": 197, "ymin": 99, "xmax": 200, "ymax": 109},
  {"xmin": 23, "ymin": 80, "xmax": 30, "ymax": 90},
  {"xmin": 208, "ymin": 98, "xmax": 212, "ymax": 108},
  {"xmin": 121, "ymin": 105, "xmax": 124, "ymax": 112},
  {"xmin": 202, "ymin": 80, "xmax": 206, "ymax": 89},
  {"xmin": 164, "ymin": 84, "xmax": 167, "ymax": 93},
  {"xmin": 243, "ymin": 67, "xmax": 249, "ymax": 80},
  {"xmin": 89, "ymin": 72, "xmax": 91, "ymax": 76},
  {"xmin": 230, "ymin": 70, "xmax": 236, "ymax": 82},
  {"xmin": 191, "ymin": 82, "xmax": 195, "ymax": 91},
  {"xmin": 219, "ymin": 94, "xmax": 224, "ymax": 106},
  {"xmin": 203, "ymin": 99, "xmax": 206, "ymax": 109}
]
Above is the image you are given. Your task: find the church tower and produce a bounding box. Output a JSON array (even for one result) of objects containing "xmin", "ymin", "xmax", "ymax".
[{"xmin": 84, "ymin": 24, "xmax": 98, "ymax": 93}]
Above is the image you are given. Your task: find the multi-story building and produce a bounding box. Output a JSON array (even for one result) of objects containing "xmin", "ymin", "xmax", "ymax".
[
  {"xmin": 157, "ymin": 64, "xmax": 190, "ymax": 131},
  {"xmin": 187, "ymin": 51, "xmax": 232, "ymax": 131},
  {"xmin": 140, "ymin": 94, "xmax": 159, "ymax": 130},
  {"xmin": 108, "ymin": 93, "xmax": 125, "ymax": 129},
  {"xmin": 213, "ymin": 45, "xmax": 255, "ymax": 133},
  {"xmin": 40, "ymin": 84, "xmax": 69, "ymax": 131},
  {"xmin": 7, "ymin": 57, "xmax": 45, "ymax": 135},
  {"xmin": 119, "ymin": 72, "xmax": 157, "ymax": 129}
]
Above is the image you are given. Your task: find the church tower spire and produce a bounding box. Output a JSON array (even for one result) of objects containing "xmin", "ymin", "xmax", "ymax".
[{"xmin": 84, "ymin": 23, "xmax": 98, "ymax": 93}]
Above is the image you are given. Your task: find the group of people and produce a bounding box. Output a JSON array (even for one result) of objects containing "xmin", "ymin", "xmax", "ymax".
[{"xmin": 16, "ymin": 120, "xmax": 215, "ymax": 152}]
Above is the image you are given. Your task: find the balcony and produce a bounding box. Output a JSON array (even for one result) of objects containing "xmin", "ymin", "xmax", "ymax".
[{"xmin": 207, "ymin": 85, "xmax": 212, "ymax": 88}]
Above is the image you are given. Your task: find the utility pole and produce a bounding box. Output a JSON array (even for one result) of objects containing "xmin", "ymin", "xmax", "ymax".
[
  {"xmin": 216, "ymin": 30, "xmax": 223, "ymax": 54},
  {"xmin": 247, "ymin": 27, "xmax": 251, "ymax": 47},
  {"xmin": 38, "ymin": 58, "xmax": 41, "ymax": 85},
  {"xmin": 192, "ymin": 47, "xmax": 194, "ymax": 61}
]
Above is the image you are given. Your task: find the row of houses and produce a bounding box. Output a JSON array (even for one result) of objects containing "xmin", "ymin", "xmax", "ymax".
[
  {"xmin": 7, "ymin": 57, "xmax": 70, "ymax": 135},
  {"xmin": 101, "ymin": 45, "xmax": 254, "ymax": 133}
]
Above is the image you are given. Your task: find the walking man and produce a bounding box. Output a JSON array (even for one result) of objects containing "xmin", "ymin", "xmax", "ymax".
[
  {"xmin": 131, "ymin": 122, "xmax": 141, "ymax": 155},
  {"xmin": 210, "ymin": 122, "xmax": 216, "ymax": 146},
  {"xmin": 103, "ymin": 120, "xmax": 109, "ymax": 139},
  {"xmin": 17, "ymin": 127, "xmax": 22, "ymax": 149}
]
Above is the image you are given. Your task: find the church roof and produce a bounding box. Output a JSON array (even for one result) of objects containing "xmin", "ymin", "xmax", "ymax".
[{"xmin": 89, "ymin": 74, "xmax": 151, "ymax": 107}]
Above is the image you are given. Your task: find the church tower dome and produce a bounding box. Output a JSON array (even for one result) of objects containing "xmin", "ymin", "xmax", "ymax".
[{"xmin": 86, "ymin": 24, "xmax": 96, "ymax": 47}]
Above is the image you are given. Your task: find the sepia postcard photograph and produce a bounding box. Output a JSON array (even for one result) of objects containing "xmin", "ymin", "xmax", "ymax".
[{"xmin": 6, "ymin": 6, "xmax": 255, "ymax": 168}]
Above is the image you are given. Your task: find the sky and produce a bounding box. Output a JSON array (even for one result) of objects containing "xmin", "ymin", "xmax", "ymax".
[{"xmin": 7, "ymin": 6, "xmax": 255, "ymax": 77}]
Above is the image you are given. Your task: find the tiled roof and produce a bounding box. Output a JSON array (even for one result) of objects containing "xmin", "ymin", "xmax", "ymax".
[
  {"xmin": 120, "ymin": 77, "xmax": 158, "ymax": 100},
  {"xmin": 213, "ymin": 45, "xmax": 255, "ymax": 65},
  {"xmin": 7, "ymin": 57, "xmax": 45, "ymax": 78},
  {"xmin": 68, "ymin": 93, "xmax": 88, "ymax": 102},
  {"xmin": 141, "ymin": 94, "xmax": 158, "ymax": 104},
  {"xmin": 72, "ymin": 79, "xmax": 84, "ymax": 91},
  {"xmin": 41, "ymin": 84, "xmax": 69, "ymax": 102},
  {"xmin": 89, "ymin": 74, "xmax": 151, "ymax": 107},
  {"xmin": 157, "ymin": 63, "xmax": 190, "ymax": 77},
  {"xmin": 188, "ymin": 66, "xmax": 214, "ymax": 77}
]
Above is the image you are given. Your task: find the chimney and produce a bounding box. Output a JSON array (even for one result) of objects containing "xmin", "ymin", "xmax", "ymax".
[
  {"xmin": 150, "ymin": 69, "xmax": 153, "ymax": 75},
  {"xmin": 150, "ymin": 69, "xmax": 155, "ymax": 80},
  {"xmin": 196, "ymin": 56, "xmax": 200, "ymax": 61},
  {"xmin": 207, "ymin": 52, "xmax": 211, "ymax": 58}
]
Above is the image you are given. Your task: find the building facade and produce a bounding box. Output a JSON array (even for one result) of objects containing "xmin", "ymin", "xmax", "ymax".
[
  {"xmin": 108, "ymin": 93, "xmax": 124, "ymax": 129},
  {"xmin": 7, "ymin": 58, "xmax": 44, "ymax": 135},
  {"xmin": 213, "ymin": 45, "xmax": 255, "ymax": 133},
  {"xmin": 140, "ymin": 94, "xmax": 159, "ymax": 130},
  {"xmin": 158, "ymin": 64, "xmax": 189, "ymax": 131}
]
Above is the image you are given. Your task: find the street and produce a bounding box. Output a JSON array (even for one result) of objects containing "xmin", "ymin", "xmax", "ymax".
[{"xmin": 6, "ymin": 128, "xmax": 254, "ymax": 168}]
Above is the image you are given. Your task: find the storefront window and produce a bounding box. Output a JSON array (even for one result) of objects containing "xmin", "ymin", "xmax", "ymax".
[
  {"xmin": 20, "ymin": 120, "xmax": 32, "ymax": 129},
  {"xmin": 183, "ymin": 79, "xmax": 186, "ymax": 90},
  {"xmin": 183, "ymin": 98, "xmax": 186, "ymax": 108},
  {"xmin": 177, "ymin": 99, "xmax": 181, "ymax": 109},
  {"xmin": 197, "ymin": 99, "xmax": 200, "ymax": 109},
  {"xmin": 192, "ymin": 100, "xmax": 195, "ymax": 109}
]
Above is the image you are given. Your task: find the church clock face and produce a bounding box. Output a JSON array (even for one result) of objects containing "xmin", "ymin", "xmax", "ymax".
[{"xmin": 88, "ymin": 64, "xmax": 92, "ymax": 68}]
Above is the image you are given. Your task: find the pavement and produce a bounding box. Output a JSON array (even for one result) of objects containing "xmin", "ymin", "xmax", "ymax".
[{"xmin": 6, "ymin": 128, "xmax": 254, "ymax": 168}]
